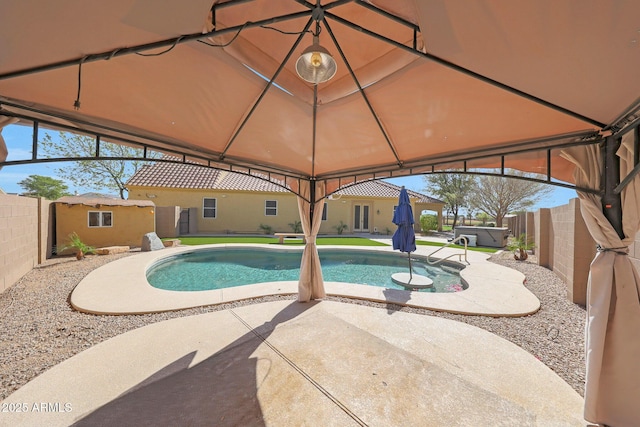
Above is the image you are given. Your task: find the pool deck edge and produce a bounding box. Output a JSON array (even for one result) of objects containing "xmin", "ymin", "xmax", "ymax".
[{"xmin": 70, "ymin": 244, "xmax": 540, "ymax": 317}]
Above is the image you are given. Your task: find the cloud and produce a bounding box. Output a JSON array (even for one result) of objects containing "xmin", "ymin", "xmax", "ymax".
[
  {"xmin": 5, "ymin": 147, "xmax": 32, "ymax": 160},
  {"xmin": 0, "ymin": 163, "xmax": 57, "ymax": 193},
  {"xmin": 0, "ymin": 171, "xmax": 28, "ymax": 192}
]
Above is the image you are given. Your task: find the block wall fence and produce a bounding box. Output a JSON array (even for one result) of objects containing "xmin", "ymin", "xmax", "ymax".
[
  {"xmin": 0, "ymin": 194, "xmax": 52, "ymax": 293},
  {"xmin": 533, "ymin": 199, "xmax": 596, "ymax": 305}
]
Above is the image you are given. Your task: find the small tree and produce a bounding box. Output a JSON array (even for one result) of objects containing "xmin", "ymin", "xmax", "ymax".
[
  {"xmin": 18, "ymin": 175, "xmax": 70, "ymax": 200},
  {"xmin": 40, "ymin": 131, "xmax": 159, "ymax": 199},
  {"xmin": 424, "ymin": 173, "xmax": 475, "ymax": 229},
  {"xmin": 469, "ymin": 172, "xmax": 553, "ymax": 227}
]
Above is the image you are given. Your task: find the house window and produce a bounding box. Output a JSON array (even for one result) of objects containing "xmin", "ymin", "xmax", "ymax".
[
  {"xmin": 322, "ymin": 202, "xmax": 328, "ymax": 221},
  {"xmin": 88, "ymin": 211, "xmax": 112, "ymax": 228},
  {"xmin": 265, "ymin": 200, "xmax": 277, "ymax": 216},
  {"xmin": 203, "ymin": 198, "xmax": 217, "ymax": 218}
]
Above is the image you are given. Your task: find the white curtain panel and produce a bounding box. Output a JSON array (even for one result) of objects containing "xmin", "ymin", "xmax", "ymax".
[
  {"xmin": 562, "ymin": 132, "xmax": 640, "ymax": 426},
  {"xmin": 295, "ymin": 180, "xmax": 327, "ymax": 302}
]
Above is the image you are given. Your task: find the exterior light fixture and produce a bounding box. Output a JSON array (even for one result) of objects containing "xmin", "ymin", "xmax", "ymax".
[{"xmin": 295, "ymin": 35, "xmax": 337, "ymax": 84}]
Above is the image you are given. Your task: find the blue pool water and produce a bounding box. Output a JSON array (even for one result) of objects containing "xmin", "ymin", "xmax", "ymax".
[{"xmin": 146, "ymin": 248, "xmax": 466, "ymax": 293}]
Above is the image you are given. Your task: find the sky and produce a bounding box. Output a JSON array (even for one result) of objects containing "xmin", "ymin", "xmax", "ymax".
[
  {"xmin": 1, "ymin": 123, "xmax": 577, "ymax": 209},
  {"xmin": 0, "ymin": 125, "xmax": 106, "ymax": 196},
  {"xmin": 0, "ymin": 125, "xmax": 98, "ymax": 195},
  {"xmin": 384, "ymin": 176, "xmax": 577, "ymax": 212}
]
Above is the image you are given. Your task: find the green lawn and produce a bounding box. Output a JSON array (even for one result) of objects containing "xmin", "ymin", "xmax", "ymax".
[
  {"xmin": 173, "ymin": 236, "xmax": 388, "ymax": 246},
  {"xmin": 170, "ymin": 236, "xmax": 497, "ymax": 252},
  {"xmin": 316, "ymin": 237, "xmax": 388, "ymax": 246}
]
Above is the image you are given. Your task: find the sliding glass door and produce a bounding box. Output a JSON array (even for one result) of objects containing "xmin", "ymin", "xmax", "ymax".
[{"xmin": 353, "ymin": 204, "xmax": 370, "ymax": 232}]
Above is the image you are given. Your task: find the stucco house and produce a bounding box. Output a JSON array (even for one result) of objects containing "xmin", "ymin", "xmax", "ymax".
[
  {"xmin": 126, "ymin": 161, "xmax": 444, "ymax": 237},
  {"xmin": 54, "ymin": 196, "xmax": 156, "ymax": 252}
]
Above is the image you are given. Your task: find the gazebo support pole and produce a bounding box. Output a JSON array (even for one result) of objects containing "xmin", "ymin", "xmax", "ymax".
[
  {"xmin": 309, "ymin": 179, "xmax": 316, "ymax": 229},
  {"xmin": 603, "ymin": 135, "xmax": 624, "ymax": 239}
]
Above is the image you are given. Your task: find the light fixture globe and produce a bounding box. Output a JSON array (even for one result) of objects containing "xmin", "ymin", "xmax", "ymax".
[{"xmin": 295, "ymin": 37, "xmax": 337, "ymax": 84}]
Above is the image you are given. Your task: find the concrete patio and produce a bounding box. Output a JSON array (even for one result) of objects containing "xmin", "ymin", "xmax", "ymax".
[{"xmin": 0, "ymin": 300, "xmax": 585, "ymax": 426}]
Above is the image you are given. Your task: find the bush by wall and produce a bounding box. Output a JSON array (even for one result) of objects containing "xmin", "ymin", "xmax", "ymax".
[{"xmin": 420, "ymin": 214, "xmax": 438, "ymax": 231}]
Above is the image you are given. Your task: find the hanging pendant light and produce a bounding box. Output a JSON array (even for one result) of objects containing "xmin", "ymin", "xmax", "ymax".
[{"xmin": 296, "ymin": 35, "xmax": 337, "ymax": 84}]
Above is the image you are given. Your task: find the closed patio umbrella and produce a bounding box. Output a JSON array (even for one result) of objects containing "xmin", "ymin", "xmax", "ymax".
[{"xmin": 392, "ymin": 187, "xmax": 417, "ymax": 280}]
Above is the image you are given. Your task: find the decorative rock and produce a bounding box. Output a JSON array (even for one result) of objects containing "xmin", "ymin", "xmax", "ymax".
[
  {"xmin": 162, "ymin": 239, "xmax": 181, "ymax": 248},
  {"xmin": 141, "ymin": 232, "xmax": 165, "ymax": 251},
  {"xmin": 95, "ymin": 246, "xmax": 130, "ymax": 255}
]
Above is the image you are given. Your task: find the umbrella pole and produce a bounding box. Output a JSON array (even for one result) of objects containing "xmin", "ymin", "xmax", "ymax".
[{"xmin": 408, "ymin": 253, "xmax": 412, "ymax": 282}]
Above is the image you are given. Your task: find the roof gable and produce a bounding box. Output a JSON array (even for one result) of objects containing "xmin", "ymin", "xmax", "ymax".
[{"xmin": 336, "ymin": 180, "xmax": 443, "ymax": 204}]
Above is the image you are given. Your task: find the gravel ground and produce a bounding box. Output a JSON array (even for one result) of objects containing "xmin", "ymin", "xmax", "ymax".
[{"xmin": 0, "ymin": 250, "xmax": 586, "ymax": 401}]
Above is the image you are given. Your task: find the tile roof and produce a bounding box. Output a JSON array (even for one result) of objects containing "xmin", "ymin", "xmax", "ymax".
[
  {"xmin": 336, "ymin": 180, "xmax": 443, "ymax": 204},
  {"xmin": 214, "ymin": 171, "xmax": 288, "ymax": 192},
  {"xmin": 126, "ymin": 159, "xmax": 441, "ymax": 202},
  {"xmin": 126, "ymin": 157, "xmax": 287, "ymax": 192},
  {"xmin": 127, "ymin": 161, "xmax": 221, "ymax": 189}
]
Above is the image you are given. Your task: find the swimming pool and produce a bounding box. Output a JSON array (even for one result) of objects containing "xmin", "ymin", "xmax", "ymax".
[{"xmin": 146, "ymin": 247, "xmax": 466, "ymax": 293}]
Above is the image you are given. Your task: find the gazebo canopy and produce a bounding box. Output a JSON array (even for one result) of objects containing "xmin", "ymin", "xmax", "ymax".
[{"xmin": 1, "ymin": 1, "xmax": 639, "ymax": 195}]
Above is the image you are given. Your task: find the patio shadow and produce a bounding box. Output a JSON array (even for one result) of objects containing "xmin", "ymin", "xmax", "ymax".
[
  {"xmin": 382, "ymin": 287, "xmax": 411, "ymax": 315},
  {"xmin": 71, "ymin": 301, "xmax": 315, "ymax": 426}
]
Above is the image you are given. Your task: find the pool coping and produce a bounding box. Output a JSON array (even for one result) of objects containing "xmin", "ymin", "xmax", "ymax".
[{"xmin": 70, "ymin": 244, "xmax": 540, "ymax": 317}]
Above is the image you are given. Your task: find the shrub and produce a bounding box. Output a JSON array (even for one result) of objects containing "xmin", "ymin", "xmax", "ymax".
[
  {"xmin": 420, "ymin": 214, "xmax": 438, "ymax": 231},
  {"xmin": 476, "ymin": 212, "xmax": 491, "ymax": 225},
  {"xmin": 258, "ymin": 224, "xmax": 273, "ymax": 235},
  {"xmin": 507, "ymin": 233, "xmax": 535, "ymax": 261},
  {"xmin": 288, "ymin": 220, "xmax": 302, "ymax": 233},
  {"xmin": 334, "ymin": 221, "xmax": 348, "ymax": 235},
  {"xmin": 60, "ymin": 232, "xmax": 96, "ymax": 260}
]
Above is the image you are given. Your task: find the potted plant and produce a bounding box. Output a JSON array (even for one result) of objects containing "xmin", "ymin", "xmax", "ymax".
[
  {"xmin": 61, "ymin": 232, "xmax": 96, "ymax": 260},
  {"xmin": 507, "ymin": 233, "xmax": 535, "ymax": 261}
]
